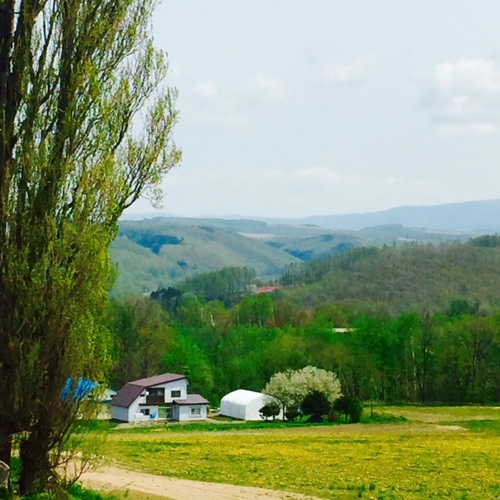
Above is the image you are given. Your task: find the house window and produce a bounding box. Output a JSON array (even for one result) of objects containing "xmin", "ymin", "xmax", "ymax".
[
  {"xmin": 140, "ymin": 408, "xmax": 150, "ymax": 416},
  {"xmin": 190, "ymin": 407, "xmax": 201, "ymax": 416},
  {"xmin": 146, "ymin": 388, "xmax": 164, "ymax": 404},
  {"xmin": 171, "ymin": 390, "xmax": 181, "ymax": 398}
]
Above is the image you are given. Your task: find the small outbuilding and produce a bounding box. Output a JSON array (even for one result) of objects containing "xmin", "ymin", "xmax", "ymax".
[{"xmin": 219, "ymin": 389, "xmax": 282, "ymax": 420}]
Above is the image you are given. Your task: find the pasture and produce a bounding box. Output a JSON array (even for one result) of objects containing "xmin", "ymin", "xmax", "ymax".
[{"xmin": 96, "ymin": 406, "xmax": 500, "ymax": 499}]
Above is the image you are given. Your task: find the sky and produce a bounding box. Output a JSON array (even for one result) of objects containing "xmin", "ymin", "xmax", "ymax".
[{"xmin": 127, "ymin": 0, "xmax": 500, "ymax": 219}]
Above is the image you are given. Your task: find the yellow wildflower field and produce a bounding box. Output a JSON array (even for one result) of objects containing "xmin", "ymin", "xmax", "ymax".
[{"xmin": 101, "ymin": 408, "xmax": 500, "ymax": 499}]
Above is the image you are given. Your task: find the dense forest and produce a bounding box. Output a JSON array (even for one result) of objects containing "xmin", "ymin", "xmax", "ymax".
[
  {"xmin": 106, "ymin": 239, "xmax": 500, "ymax": 407},
  {"xmin": 279, "ymin": 239, "xmax": 500, "ymax": 315}
]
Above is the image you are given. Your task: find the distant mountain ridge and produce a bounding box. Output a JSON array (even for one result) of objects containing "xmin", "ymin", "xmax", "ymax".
[
  {"xmin": 124, "ymin": 199, "xmax": 500, "ymax": 232},
  {"xmin": 263, "ymin": 199, "xmax": 500, "ymax": 232}
]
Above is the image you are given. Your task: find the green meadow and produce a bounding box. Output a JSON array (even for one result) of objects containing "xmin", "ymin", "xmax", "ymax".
[{"xmin": 93, "ymin": 406, "xmax": 500, "ymax": 499}]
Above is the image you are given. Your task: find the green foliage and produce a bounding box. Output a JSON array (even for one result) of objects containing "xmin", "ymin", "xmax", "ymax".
[
  {"xmin": 470, "ymin": 234, "xmax": 500, "ymax": 247},
  {"xmin": 333, "ymin": 396, "xmax": 352, "ymax": 423},
  {"xmin": 280, "ymin": 242, "xmax": 500, "ymax": 315},
  {"xmin": 179, "ymin": 266, "xmax": 256, "ymax": 305},
  {"xmin": 162, "ymin": 332, "xmax": 215, "ymax": 400},
  {"xmin": 67, "ymin": 484, "xmax": 115, "ymax": 500},
  {"xmin": 348, "ymin": 397, "xmax": 363, "ymax": 423},
  {"xmin": 301, "ymin": 390, "xmax": 331, "ymax": 422},
  {"xmin": 259, "ymin": 400, "xmax": 281, "ymax": 421},
  {"xmin": 150, "ymin": 287, "xmax": 183, "ymax": 316},
  {"xmin": 0, "ymin": 0, "xmax": 181, "ymax": 491},
  {"xmin": 284, "ymin": 405, "xmax": 301, "ymax": 422},
  {"xmin": 446, "ymin": 298, "xmax": 480, "ymax": 318},
  {"xmin": 119, "ymin": 228, "xmax": 183, "ymax": 254},
  {"xmin": 106, "ymin": 297, "xmax": 173, "ymax": 389},
  {"xmin": 106, "ymin": 291, "xmax": 500, "ymax": 408},
  {"xmin": 237, "ymin": 293, "xmax": 274, "ymax": 326}
]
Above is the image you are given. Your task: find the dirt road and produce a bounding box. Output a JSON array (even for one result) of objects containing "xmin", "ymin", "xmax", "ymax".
[{"xmin": 80, "ymin": 466, "xmax": 321, "ymax": 500}]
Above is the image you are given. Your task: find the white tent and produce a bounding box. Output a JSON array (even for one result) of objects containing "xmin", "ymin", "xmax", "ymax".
[{"xmin": 219, "ymin": 389, "xmax": 282, "ymax": 420}]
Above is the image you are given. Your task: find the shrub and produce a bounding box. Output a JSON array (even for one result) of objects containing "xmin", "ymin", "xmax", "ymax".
[
  {"xmin": 259, "ymin": 400, "xmax": 281, "ymax": 421},
  {"xmin": 284, "ymin": 404, "xmax": 301, "ymax": 422},
  {"xmin": 301, "ymin": 390, "xmax": 331, "ymax": 423},
  {"xmin": 333, "ymin": 396, "xmax": 363, "ymax": 423},
  {"xmin": 348, "ymin": 397, "xmax": 363, "ymax": 423}
]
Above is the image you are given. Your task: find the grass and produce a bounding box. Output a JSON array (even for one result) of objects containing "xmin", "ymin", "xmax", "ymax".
[
  {"xmin": 92, "ymin": 405, "xmax": 500, "ymax": 499},
  {"xmin": 377, "ymin": 404, "xmax": 500, "ymax": 423}
]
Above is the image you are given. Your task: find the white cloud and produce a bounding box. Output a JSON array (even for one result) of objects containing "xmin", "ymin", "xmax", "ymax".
[
  {"xmin": 320, "ymin": 60, "xmax": 372, "ymax": 86},
  {"xmin": 193, "ymin": 81, "xmax": 218, "ymax": 99},
  {"xmin": 437, "ymin": 123, "xmax": 499, "ymax": 137},
  {"xmin": 185, "ymin": 81, "xmax": 245, "ymax": 127},
  {"xmin": 436, "ymin": 59, "xmax": 500, "ymax": 94},
  {"xmin": 243, "ymin": 74, "xmax": 287, "ymax": 103},
  {"xmin": 425, "ymin": 58, "xmax": 500, "ymax": 135}
]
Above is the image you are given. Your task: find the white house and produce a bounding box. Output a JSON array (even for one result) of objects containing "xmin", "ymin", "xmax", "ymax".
[
  {"xmin": 219, "ymin": 389, "xmax": 282, "ymax": 420},
  {"xmin": 111, "ymin": 373, "xmax": 208, "ymax": 422}
]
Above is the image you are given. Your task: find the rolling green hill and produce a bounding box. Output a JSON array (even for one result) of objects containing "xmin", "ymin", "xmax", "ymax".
[
  {"xmin": 280, "ymin": 240, "xmax": 500, "ymax": 315},
  {"xmin": 110, "ymin": 218, "xmax": 478, "ymax": 298},
  {"xmin": 111, "ymin": 220, "xmax": 301, "ymax": 296}
]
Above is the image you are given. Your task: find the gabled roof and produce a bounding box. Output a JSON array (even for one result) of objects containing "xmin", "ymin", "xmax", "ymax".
[
  {"xmin": 110, "ymin": 383, "xmax": 144, "ymax": 408},
  {"xmin": 173, "ymin": 394, "xmax": 209, "ymax": 406},
  {"xmin": 111, "ymin": 373, "xmax": 187, "ymax": 408},
  {"xmin": 129, "ymin": 373, "xmax": 187, "ymax": 387}
]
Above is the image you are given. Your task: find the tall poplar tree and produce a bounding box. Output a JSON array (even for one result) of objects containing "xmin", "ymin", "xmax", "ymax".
[{"xmin": 0, "ymin": 0, "xmax": 180, "ymax": 493}]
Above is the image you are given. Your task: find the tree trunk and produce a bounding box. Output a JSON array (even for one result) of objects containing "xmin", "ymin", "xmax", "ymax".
[
  {"xmin": 0, "ymin": 432, "xmax": 11, "ymax": 468},
  {"xmin": 19, "ymin": 433, "xmax": 52, "ymax": 496}
]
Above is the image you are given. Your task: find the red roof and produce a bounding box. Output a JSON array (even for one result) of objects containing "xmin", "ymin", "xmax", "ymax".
[{"xmin": 254, "ymin": 286, "xmax": 277, "ymax": 294}]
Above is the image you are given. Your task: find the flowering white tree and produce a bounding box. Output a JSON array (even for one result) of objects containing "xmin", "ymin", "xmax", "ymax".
[{"xmin": 263, "ymin": 366, "xmax": 342, "ymax": 413}]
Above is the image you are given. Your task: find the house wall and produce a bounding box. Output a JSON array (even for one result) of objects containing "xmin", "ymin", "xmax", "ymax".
[
  {"xmin": 137, "ymin": 405, "xmax": 159, "ymax": 419},
  {"xmin": 177, "ymin": 405, "xmax": 207, "ymax": 421},
  {"xmin": 127, "ymin": 398, "xmax": 143, "ymax": 421},
  {"xmin": 111, "ymin": 405, "xmax": 129, "ymax": 422},
  {"xmin": 146, "ymin": 379, "xmax": 189, "ymax": 403}
]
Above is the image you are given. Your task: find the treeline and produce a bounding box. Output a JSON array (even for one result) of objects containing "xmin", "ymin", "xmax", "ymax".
[
  {"xmin": 106, "ymin": 290, "xmax": 500, "ymax": 405},
  {"xmin": 177, "ymin": 266, "xmax": 256, "ymax": 304},
  {"xmin": 279, "ymin": 241, "xmax": 500, "ymax": 315}
]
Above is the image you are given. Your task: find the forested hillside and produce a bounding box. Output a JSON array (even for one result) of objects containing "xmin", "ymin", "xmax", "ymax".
[
  {"xmin": 111, "ymin": 220, "xmax": 300, "ymax": 296},
  {"xmin": 279, "ymin": 241, "xmax": 500, "ymax": 315},
  {"xmin": 111, "ymin": 217, "xmax": 474, "ymax": 297}
]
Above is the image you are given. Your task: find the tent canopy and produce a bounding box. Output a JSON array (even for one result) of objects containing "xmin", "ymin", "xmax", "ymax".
[{"xmin": 219, "ymin": 389, "xmax": 279, "ymax": 420}]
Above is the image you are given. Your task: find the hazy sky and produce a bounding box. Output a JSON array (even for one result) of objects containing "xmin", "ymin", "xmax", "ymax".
[{"xmin": 128, "ymin": 1, "xmax": 500, "ymax": 218}]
